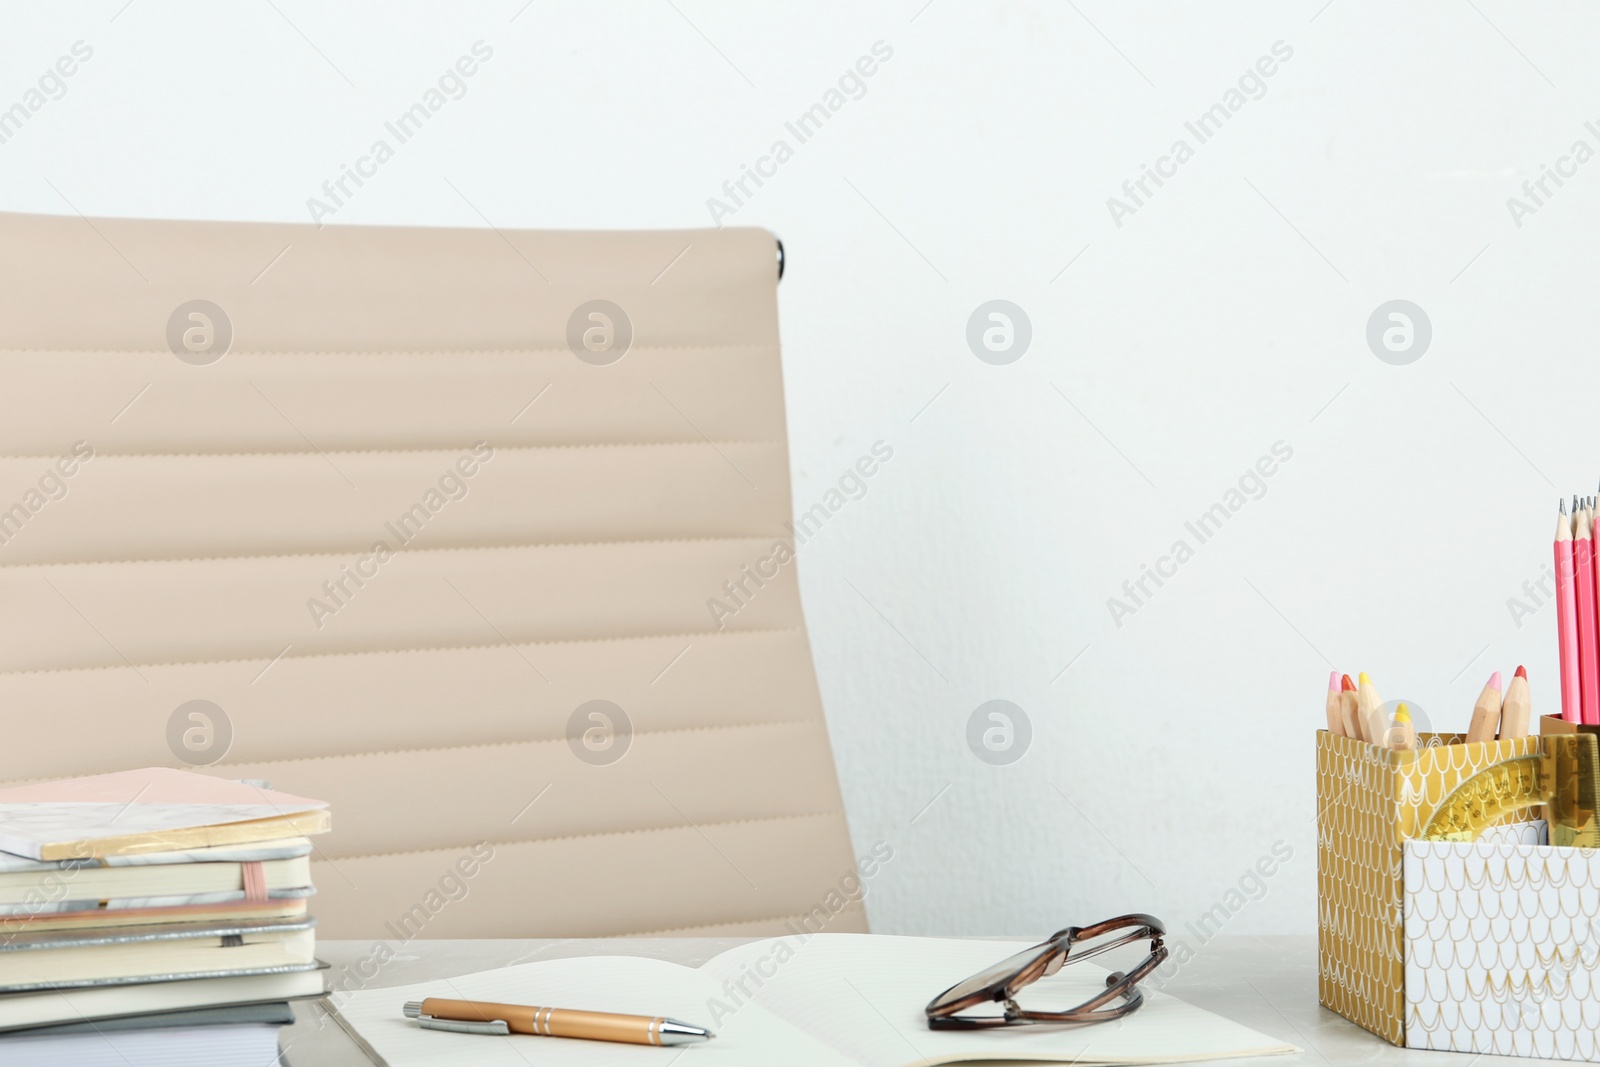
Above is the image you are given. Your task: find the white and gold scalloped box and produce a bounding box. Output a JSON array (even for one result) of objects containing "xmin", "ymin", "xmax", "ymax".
[{"xmin": 1405, "ymin": 834, "xmax": 1600, "ymax": 1061}]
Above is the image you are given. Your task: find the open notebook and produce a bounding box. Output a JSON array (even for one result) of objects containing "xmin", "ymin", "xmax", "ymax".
[{"xmin": 332, "ymin": 935, "xmax": 1296, "ymax": 1067}]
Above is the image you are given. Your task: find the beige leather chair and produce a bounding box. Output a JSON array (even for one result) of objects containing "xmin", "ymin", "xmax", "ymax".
[{"xmin": 0, "ymin": 213, "xmax": 865, "ymax": 939}]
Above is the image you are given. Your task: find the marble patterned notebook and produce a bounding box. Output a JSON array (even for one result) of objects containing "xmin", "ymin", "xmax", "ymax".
[{"xmin": 0, "ymin": 768, "xmax": 329, "ymax": 860}]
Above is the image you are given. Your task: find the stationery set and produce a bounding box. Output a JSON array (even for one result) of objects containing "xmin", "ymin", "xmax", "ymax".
[{"xmin": 1318, "ymin": 557, "xmax": 1600, "ymax": 1062}]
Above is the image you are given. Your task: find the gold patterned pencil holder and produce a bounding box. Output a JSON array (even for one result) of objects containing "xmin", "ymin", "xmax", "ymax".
[{"xmin": 1316, "ymin": 728, "xmax": 1600, "ymax": 1061}]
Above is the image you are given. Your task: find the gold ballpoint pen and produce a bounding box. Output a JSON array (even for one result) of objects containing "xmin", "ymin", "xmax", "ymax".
[{"xmin": 403, "ymin": 997, "xmax": 715, "ymax": 1046}]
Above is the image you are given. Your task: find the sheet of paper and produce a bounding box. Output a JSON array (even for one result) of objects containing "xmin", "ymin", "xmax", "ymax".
[
  {"xmin": 701, "ymin": 935, "xmax": 1298, "ymax": 1067},
  {"xmin": 333, "ymin": 954, "xmax": 857, "ymax": 1067}
]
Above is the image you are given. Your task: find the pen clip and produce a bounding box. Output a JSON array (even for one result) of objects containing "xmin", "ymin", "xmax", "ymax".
[{"xmin": 415, "ymin": 1014, "xmax": 511, "ymax": 1036}]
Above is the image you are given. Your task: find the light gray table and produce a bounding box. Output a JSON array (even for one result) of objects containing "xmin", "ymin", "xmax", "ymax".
[{"xmin": 277, "ymin": 935, "xmax": 1551, "ymax": 1066}]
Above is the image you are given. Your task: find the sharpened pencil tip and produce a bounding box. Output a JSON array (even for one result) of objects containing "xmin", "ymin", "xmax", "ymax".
[
  {"xmin": 1341, "ymin": 674, "xmax": 1356, "ymax": 691},
  {"xmin": 1515, "ymin": 664, "xmax": 1527, "ymax": 680}
]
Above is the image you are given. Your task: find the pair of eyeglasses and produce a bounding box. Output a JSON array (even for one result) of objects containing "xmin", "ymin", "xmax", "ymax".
[{"xmin": 925, "ymin": 913, "xmax": 1167, "ymax": 1030}]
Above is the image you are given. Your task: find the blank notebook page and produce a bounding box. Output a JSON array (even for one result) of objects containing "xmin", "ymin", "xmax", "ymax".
[
  {"xmin": 333, "ymin": 954, "xmax": 853, "ymax": 1067},
  {"xmin": 702, "ymin": 936, "xmax": 1297, "ymax": 1066}
]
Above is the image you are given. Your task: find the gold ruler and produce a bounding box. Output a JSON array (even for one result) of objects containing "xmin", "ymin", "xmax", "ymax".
[{"xmin": 1419, "ymin": 733, "xmax": 1600, "ymax": 846}]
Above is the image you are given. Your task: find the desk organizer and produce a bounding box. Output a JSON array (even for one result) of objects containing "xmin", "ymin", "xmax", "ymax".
[{"xmin": 1317, "ymin": 724, "xmax": 1600, "ymax": 1061}]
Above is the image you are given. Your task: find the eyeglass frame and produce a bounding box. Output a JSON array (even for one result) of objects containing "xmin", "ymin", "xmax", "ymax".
[{"xmin": 924, "ymin": 913, "xmax": 1168, "ymax": 1030}]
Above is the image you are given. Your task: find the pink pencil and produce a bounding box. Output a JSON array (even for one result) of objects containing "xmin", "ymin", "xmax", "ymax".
[
  {"xmin": 1575, "ymin": 503, "xmax": 1599, "ymax": 725},
  {"xmin": 1590, "ymin": 494, "xmax": 1600, "ymax": 726},
  {"xmin": 1557, "ymin": 499, "xmax": 1582, "ymax": 723}
]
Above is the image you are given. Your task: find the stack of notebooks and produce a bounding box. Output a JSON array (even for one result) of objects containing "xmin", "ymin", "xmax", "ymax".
[{"xmin": 0, "ymin": 768, "xmax": 331, "ymax": 1066}]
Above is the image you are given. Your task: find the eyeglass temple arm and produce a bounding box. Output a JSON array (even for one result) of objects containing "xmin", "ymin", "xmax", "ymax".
[
  {"xmin": 1012, "ymin": 981, "xmax": 1146, "ymax": 1024},
  {"xmin": 1026, "ymin": 933, "xmax": 1169, "ymax": 1019},
  {"xmin": 1056, "ymin": 913, "xmax": 1164, "ymax": 960},
  {"xmin": 1016, "ymin": 945, "xmax": 1168, "ymax": 1023},
  {"xmin": 1063, "ymin": 927, "xmax": 1158, "ymax": 965}
]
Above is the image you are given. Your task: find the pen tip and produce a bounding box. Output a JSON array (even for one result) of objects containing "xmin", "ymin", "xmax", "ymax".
[
  {"xmin": 1341, "ymin": 674, "xmax": 1356, "ymax": 691},
  {"xmin": 1488, "ymin": 671, "xmax": 1502, "ymax": 691},
  {"xmin": 1328, "ymin": 670, "xmax": 1340, "ymax": 691},
  {"xmin": 1515, "ymin": 664, "xmax": 1527, "ymax": 680},
  {"xmin": 1358, "ymin": 671, "xmax": 1371, "ymax": 685}
]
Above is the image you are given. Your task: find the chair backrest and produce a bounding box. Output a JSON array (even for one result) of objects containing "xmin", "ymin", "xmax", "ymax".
[{"xmin": 0, "ymin": 213, "xmax": 864, "ymax": 938}]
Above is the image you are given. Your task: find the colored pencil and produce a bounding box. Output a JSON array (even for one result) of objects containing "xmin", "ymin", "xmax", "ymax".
[
  {"xmin": 1324, "ymin": 671, "xmax": 1344, "ymax": 736},
  {"xmin": 1591, "ymin": 496, "xmax": 1600, "ymax": 727},
  {"xmin": 1357, "ymin": 672, "xmax": 1386, "ymax": 743},
  {"xmin": 1339, "ymin": 674, "xmax": 1360, "ymax": 739},
  {"xmin": 1499, "ymin": 665, "xmax": 1531, "ymax": 739},
  {"xmin": 1466, "ymin": 671, "xmax": 1504, "ymax": 743},
  {"xmin": 1389, "ymin": 703, "xmax": 1416, "ymax": 750},
  {"xmin": 1580, "ymin": 505, "xmax": 1600, "ymax": 726},
  {"xmin": 1556, "ymin": 499, "xmax": 1581, "ymax": 723}
]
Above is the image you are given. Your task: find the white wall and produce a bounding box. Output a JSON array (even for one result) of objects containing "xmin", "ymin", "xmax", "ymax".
[{"xmin": 3, "ymin": 1, "xmax": 1588, "ymax": 938}]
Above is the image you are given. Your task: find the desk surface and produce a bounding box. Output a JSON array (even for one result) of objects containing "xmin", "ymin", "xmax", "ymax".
[{"xmin": 277, "ymin": 934, "xmax": 1547, "ymax": 1066}]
